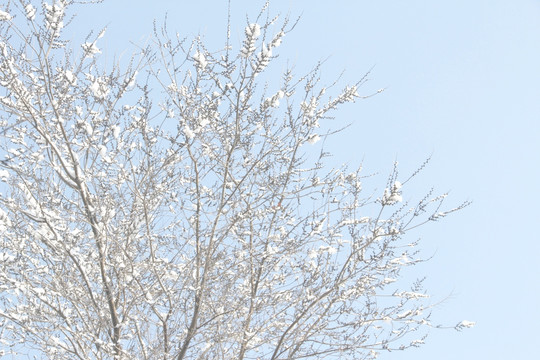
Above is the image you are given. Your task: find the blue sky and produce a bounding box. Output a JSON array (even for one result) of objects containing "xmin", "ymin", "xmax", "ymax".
[{"xmin": 74, "ymin": 1, "xmax": 540, "ymax": 359}]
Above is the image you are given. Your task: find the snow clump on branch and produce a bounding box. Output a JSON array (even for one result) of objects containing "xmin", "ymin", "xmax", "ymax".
[
  {"xmin": 382, "ymin": 180, "xmax": 403, "ymax": 205},
  {"xmin": 0, "ymin": 10, "xmax": 12, "ymax": 21}
]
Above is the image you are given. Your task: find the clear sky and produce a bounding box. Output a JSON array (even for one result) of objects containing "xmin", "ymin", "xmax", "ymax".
[{"xmin": 73, "ymin": 1, "xmax": 540, "ymax": 359}]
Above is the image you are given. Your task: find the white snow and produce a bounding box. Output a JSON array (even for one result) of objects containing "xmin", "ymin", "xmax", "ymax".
[
  {"xmin": 306, "ymin": 134, "xmax": 320, "ymax": 144},
  {"xmin": 245, "ymin": 23, "xmax": 261, "ymax": 38},
  {"xmin": 193, "ymin": 51, "xmax": 207, "ymax": 70},
  {"xmin": 25, "ymin": 4, "xmax": 36, "ymax": 20},
  {"xmin": 65, "ymin": 70, "xmax": 76, "ymax": 85},
  {"xmin": 90, "ymin": 79, "xmax": 109, "ymax": 99},
  {"xmin": 184, "ymin": 125, "xmax": 195, "ymax": 139},
  {"xmin": 0, "ymin": 10, "xmax": 12, "ymax": 21},
  {"xmin": 459, "ymin": 320, "xmax": 476, "ymax": 328},
  {"xmin": 82, "ymin": 42, "xmax": 100, "ymax": 57}
]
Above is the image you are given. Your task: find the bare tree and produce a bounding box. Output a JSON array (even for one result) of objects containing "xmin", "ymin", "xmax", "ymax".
[{"xmin": 0, "ymin": 1, "xmax": 473, "ymax": 359}]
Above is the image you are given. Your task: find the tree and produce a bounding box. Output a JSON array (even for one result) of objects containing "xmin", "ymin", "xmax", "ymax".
[{"xmin": 0, "ymin": 1, "xmax": 473, "ymax": 359}]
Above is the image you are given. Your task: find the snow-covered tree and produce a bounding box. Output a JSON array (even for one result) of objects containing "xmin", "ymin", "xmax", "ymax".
[{"xmin": 0, "ymin": 1, "xmax": 472, "ymax": 359}]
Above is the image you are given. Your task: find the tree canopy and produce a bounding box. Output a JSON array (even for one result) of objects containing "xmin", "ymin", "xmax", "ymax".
[{"xmin": 0, "ymin": 1, "xmax": 472, "ymax": 359}]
